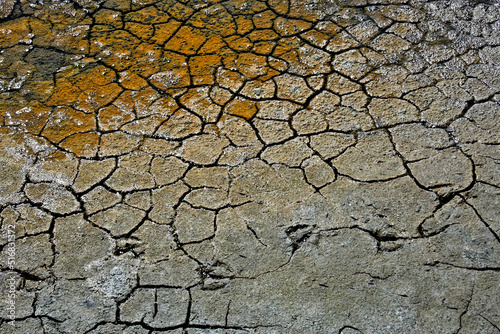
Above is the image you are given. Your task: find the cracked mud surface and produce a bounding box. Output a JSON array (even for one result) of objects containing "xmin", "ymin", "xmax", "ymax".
[{"xmin": 0, "ymin": 0, "xmax": 499, "ymax": 333}]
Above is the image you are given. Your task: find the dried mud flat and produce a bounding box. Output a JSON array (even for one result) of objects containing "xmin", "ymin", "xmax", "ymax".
[{"xmin": 0, "ymin": 0, "xmax": 499, "ymax": 333}]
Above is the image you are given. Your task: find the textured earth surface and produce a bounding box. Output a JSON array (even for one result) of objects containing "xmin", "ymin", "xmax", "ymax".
[{"xmin": 0, "ymin": 0, "xmax": 499, "ymax": 333}]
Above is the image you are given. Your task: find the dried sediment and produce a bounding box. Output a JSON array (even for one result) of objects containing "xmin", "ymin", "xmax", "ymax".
[{"xmin": 0, "ymin": 0, "xmax": 499, "ymax": 333}]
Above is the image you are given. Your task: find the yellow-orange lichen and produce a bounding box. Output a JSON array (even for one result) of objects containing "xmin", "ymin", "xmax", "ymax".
[
  {"xmin": 224, "ymin": 97, "xmax": 258, "ymax": 120},
  {"xmin": 60, "ymin": 132, "xmax": 100, "ymax": 158},
  {"xmin": 42, "ymin": 106, "xmax": 96, "ymax": 143}
]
